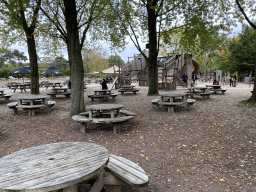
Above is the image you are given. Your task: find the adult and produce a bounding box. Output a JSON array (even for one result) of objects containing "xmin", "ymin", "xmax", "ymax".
[
  {"xmin": 230, "ymin": 75, "xmax": 233, "ymax": 87},
  {"xmin": 101, "ymin": 79, "xmax": 108, "ymax": 89},
  {"xmin": 233, "ymin": 74, "xmax": 237, "ymax": 87},
  {"xmin": 213, "ymin": 79, "xmax": 219, "ymax": 85},
  {"xmin": 182, "ymin": 73, "xmax": 188, "ymax": 86}
]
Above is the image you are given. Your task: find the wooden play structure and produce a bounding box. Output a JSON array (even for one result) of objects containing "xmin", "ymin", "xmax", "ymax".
[{"xmin": 121, "ymin": 52, "xmax": 200, "ymax": 90}]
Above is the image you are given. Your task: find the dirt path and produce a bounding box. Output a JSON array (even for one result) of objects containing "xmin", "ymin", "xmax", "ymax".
[{"xmin": 0, "ymin": 80, "xmax": 255, "ymax": 191}]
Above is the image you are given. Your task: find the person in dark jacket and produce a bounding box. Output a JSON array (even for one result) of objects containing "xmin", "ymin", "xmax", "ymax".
[
  {"xmin": 101, "ymin": 79, "xmax": 108, "ymax": 89},
  {"xmin": 182, "ymin": 73, "xmax": 188, "ymax": 85}
]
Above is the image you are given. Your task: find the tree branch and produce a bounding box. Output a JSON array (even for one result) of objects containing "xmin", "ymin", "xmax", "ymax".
[{"xmin": 236, "ymin": 0, "xmax": 256, "ymax": 30}]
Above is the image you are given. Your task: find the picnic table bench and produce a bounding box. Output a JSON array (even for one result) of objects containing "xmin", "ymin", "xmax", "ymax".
[
  {"xmin": 0, "ymin": 89, "xmax": 12, "ymax": 103},
  {"xmin": 118, "ymin": 85, "xmax": 140, "ymax": 95},
  {"xmin": 199, "ymin": 90, "xmax": 214, "ymax": 100},
  {"xmin": 46, "ymin": 88, "xmax": 71, "ymax": 99},
  {"xmin": 104, "ymin": 154, "xmax": 149, "ymax": 191},
  {"xmin": 88, "ymin": 77, "xmax": 118, "ymax": 103},
  {"xmin": 72, "ymin": 104, "xmax": 135, "ymax": 134}
]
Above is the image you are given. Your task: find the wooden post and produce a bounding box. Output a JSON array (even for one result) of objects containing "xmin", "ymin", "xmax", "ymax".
[{"xmin": 187, "ymin": 54, "xmax": 192, "ymax": 87}]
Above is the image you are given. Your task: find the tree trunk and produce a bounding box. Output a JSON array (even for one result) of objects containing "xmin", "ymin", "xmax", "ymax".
[
  {"xmin": 147, "ymin": 5, "xmax": 159, "ymax": 95},
  {"xmin": 248, "ymin": 67, "xmax": 256, "ymax": 103},
  {"xmin": 64, "ymin": 0, "xmax": 85, "ymax": 116},
  {"xmin": 26, "ymin": 32, "xmax": 39, "ymax": 94},
  {"xmin": 204, "ymin": 50, "xmax": 207, "ymax": 82}
]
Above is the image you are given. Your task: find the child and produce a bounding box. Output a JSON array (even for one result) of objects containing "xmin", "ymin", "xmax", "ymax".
[{"xmin": 213, "ymin": 79, "xmax": 219, "ymax": 85}]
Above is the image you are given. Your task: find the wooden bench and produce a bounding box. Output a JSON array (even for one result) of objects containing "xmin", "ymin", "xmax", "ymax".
[
  {"xmin": 16, "ymin": 105, "xmax": 46, "ymax": 116},
  {"xmin": 118, "ymin": 88, "xmax": 140, "ymax": 95},
  {"xmin": 7, "ymin": 102, "xmax": 18, "ymax": 114},
  {"xmin": 212, "ymin": 88, "xmax": 227, "ymax": 94},
  {"xmin": 0, "ymin": 94, "xmax": 12, "ymax": 103},
  {"xmin": 158, "ymin": 101, "xmax": 186, "ymax": 113},
  {"xmin": 46, "ymin": 101, "xmax": 56, "ymax": 111},
  {"xmin": 46, "ymin": 91, "xmax": 71, "ymax": 99},
  {"xmin": 151, "ymin": 98, "xmax": 160, "ymax": 109},
  {"xmin": 72, "ymin": 114, "xmax": 134, "ymax": 134},
  {"xmin": 119, "ymin": 110, "xmax": 136, "ymax": 116},
  {"xmin": 104, "ymin": 154, "xmax": 149, "ymax": 191},
  {"xmin": 187, "ymin": 99, "xmax": 196, "ymax": 110},
  {"xmin": 199, "ymin": 91, "xmax": 214, "ymax": 100}
]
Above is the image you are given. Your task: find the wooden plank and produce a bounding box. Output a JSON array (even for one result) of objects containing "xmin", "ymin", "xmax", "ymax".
[
  {"xmin": 0, "ymin": 142, "xmax": 109, "ymax": 192},
  {"xmin": 89, "ymin": 168, "xmax": 105, "ymax": 192}
]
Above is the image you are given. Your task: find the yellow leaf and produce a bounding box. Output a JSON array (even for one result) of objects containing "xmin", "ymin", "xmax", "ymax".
[
  {"xmin": 219, "ymin": 178, "xmax": 225, "ymax": 182},
  {"xmin": 220, "ymin": 124, "xmax": 224, "ymax": 127},
  {"xmin": 145, "ymin": 157, "xmax": 149, "ymax": 160},
  {"xmin": 89, "ymin": 140, "xmax": 91, "ymax": 142},
  {"xmin": 140, "ymin": 154, "xmax": 144, "ymax": 157},
  {"xmin": 176, "ymin": 169, "xmax": 180, "ymax": 172}
]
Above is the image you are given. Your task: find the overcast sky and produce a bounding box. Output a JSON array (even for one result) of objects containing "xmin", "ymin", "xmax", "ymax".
[{"xmin": 11, "ymin": 24, "xmax": 243, "ymax": 64}]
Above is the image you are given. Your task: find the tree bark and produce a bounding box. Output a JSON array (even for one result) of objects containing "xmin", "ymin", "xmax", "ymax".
[
  {"xmin": 147, "ymin": 3, "xmax": 159, "ymax": 95},
  {"xmin": 26, "ymin": 32, "xmax": 39, "ymax": 94},
  {"xmin": 248, "ymin": 67, "xmax": 256, "ymax": 103},
  {"xmin": 64, "ymin": 0, "xmax": 85, "ymax": 116},
  {"xmin": 204, "ymin": 50, "xmax": 207, "ymax": 82}
]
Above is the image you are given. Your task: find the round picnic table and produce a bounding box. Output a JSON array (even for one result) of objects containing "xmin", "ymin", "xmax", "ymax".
[
  {"xmin": 121, "ymin": 85, "xmax": 135, "ymax": 90},
  {"xmin": 160, "ymin": 92, "xmax": 187, "ymax": 102},
  {"xmin": 187, "ymin": 87, "xmax": 207, "ymax": 93},
  {"xmin": 206, "ymin": 84, "xmax": 221, "ymax": 89},
  {"xmin": 86, "ymin": 104, "xmax": 123, "ymax": 118},
  {"xmin": 18, "ymin": 95, "xmax": 46, "ymax": 105},
  {"xmin": 0, "ymin": 142, "xmax": 109, "ymax": 192},
  {"xmin": 94, "ymin": 89, "xmax": 112, "ymax": 96},
  {"xmin": 52, "ymin": 87, "xmax": 69, "ymax": 93}
]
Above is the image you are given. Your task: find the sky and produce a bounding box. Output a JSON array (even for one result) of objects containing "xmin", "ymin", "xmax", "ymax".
[{"xmin": 11, "ymin": 24, "xmax": 243, "ymax": 64}]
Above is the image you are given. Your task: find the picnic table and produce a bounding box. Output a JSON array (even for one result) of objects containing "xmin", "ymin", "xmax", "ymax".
[
  {"xmin": 118, "ymin": 85, "xmax": 140, "ymax": 95},
  {"xmin": 159, "ymin": 92, "xmax": 187, "ymax": 113},
  {"xmin": 0, "ymin": 89, "xmax": 12, "ymax": 103},
  {"xmin": 46, "ymin": 82, "xmax": 63, "ymax": 90},
  {"xmin": 206, "ymin": 84, "xmax": 227, "ymax": 94},
  {"xmin": 187, "ymin": 87, "xmax": 213, "ymax": 99},
  {"xmin": 0, "ymin": 142, "xmax": 109, "ymax": 192},
  {"xmin": 14, "ymin": 95, "xmax": 47, "ymax": 116},
  {"xmin": 10, "ymin": 83, "xmax": 31, "ymax": 93},
  {"xmin": 47, "ymin": 87, "xmax": 71, "ymax": 99},
  {"xmin": 72, "ymin": 104, "xmax": 135, "ymax": 134}
]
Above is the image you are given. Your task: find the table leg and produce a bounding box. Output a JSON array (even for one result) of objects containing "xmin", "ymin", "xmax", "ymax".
[
  {"xmin": 97, "ymin": 111, "xmax": 101, "ymax": 118},
  {"xmin": 80, "ymin": 122, "xmax": 87, "ymax": 133},
  {"xmin": 89, "ymin": 111, "xmax": 93, "ymax": 118},
  {"xmin": 169, "ymin": 97, "xmax": 173, "ymax": 102},
  {"xmin": 167, "ymin": 106, "xmax": 174, "ymax": 113},
  {"xmin": 63, "ymin": 184, "xmax": 77, "ymax": 192},
  {"xmin": 113, "ymin": 123, "xmax": 121, "ymax": 134},
  {"xmin": 104, "ymin": 172, "xmax": 122, "ymax": 192},
  {"xmin": 111, "ymin": 110, "xmax": 115, "ymax": 118}
]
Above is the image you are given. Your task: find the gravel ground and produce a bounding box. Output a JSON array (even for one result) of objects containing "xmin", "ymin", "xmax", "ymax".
[{"xmin": 0, "ymin": 79, "xmax": 255, "ymax": 192}]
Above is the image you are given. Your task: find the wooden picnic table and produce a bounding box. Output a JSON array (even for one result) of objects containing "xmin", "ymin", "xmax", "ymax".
[
  {"xmin": 52, "ymin": 87, "xmax": 69, "ymax": 93},
  {"xmin": 206, "ymin": 84, "xmax": 221, "ymax": 89},
  {"xmin": 0, "ymin": 89, "xmax": 12, "ymax": 103},
  {"xmin": 86, "ymin": 104, "xmax": 123, "ymax": 118},
  {"xmin": 94, "ymin": 89, "xmax": 112, "ymax": 95},
  {"xmin": 159, "ymin": 92, "xmax": 187, "ymax": 113},
  {"xmin": 17, "ymin": 95, "xmax": 47, "ymax": 116},
  {"xmin": 121, "ymin": 85, "xmax": 135, "ymax": 90},
  {"xmin": 187, "ymin": 87, "xmax": 207, "ymax": 93},
  {"xmin": 0, "ymin": 142, "xmax": 109, "ymax": 192},
  {"xmin": 11, "ymin": 83, "xmax": 31, "ymax": 93}
]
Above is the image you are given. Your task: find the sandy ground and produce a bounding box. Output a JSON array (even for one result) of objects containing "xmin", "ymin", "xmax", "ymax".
[{"xmin": 0, "ymin": 78, "xmax": 255, "ymax": 192}]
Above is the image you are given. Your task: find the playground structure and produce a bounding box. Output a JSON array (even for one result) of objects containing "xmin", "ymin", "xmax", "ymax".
[{"xmin": 121, "ymin": 52, "xmax": 200, "ymax": 90}]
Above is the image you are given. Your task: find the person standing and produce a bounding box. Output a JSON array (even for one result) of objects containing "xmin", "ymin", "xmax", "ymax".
[
  {"xmin": 182, "ymin": 73, "xmax": 188, "ymax": 86},
  {"xmin": 101, "ymin": 79, "xmax": 108, "ymax": 89},
  {"xmin": 230, "ymin": 75, "xmax": 233, "ymax": 87},
  {"xmin": 233, "ymin": 74, "xmax": 237, "ymax": 87}
]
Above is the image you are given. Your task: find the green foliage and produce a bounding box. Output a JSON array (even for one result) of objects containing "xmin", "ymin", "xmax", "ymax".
[
  {"xmin": 82, "ymin": 46, "xmax": 108, "ymax": 73},
  {"xmin": 107, "ymin": 55, "xmax": 124, "ymax": 68}
]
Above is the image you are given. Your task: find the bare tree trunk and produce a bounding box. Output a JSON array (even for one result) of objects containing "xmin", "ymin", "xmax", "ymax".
[
  {"xmin": 26, "ymin": 32, "xmax": 39, "ymax": 94},
  {"xmin": 204, "ymin": 51, "xmax": 207, "ymax": 82},
  {"xmin": 64, "ymin": 0, "xmax": 85, "ymax": 116},
  {"xmin": 147, "ymin": 5, "xmax": 159, "ymax": 95}
]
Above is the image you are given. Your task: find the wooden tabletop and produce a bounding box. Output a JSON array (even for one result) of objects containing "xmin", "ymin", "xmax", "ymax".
[
  {"xmin": 187, "ymin": 87, "xmax": 207, "ymax": 90},
  {"xmin": 160, "ymin": 92, "xmax": 186, "ymax": 97},
  {"xmin": 94, "ymin": 89, "xmax": 111, "ymax": 92},
  {"xmin": 121, "ymin": 85, "xmax": 135, "ymax": 88},
  {"xmin": 86, "ymin": 104, "xmax": 123, "ymax": 111},
  {"xmin": 206, "ymin": 85, "xmax": 221, "ymax": 89},
  {"xmin": 18, "ymin": 95, "xmax": 46, "ymax": 100},
  {"xmin": 52, "ymin": 88, "xmax": 68, "ymax": 90},
  {"xmin": 0, "ymin": 142, "xmax": 109, "ymax": 192}
]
